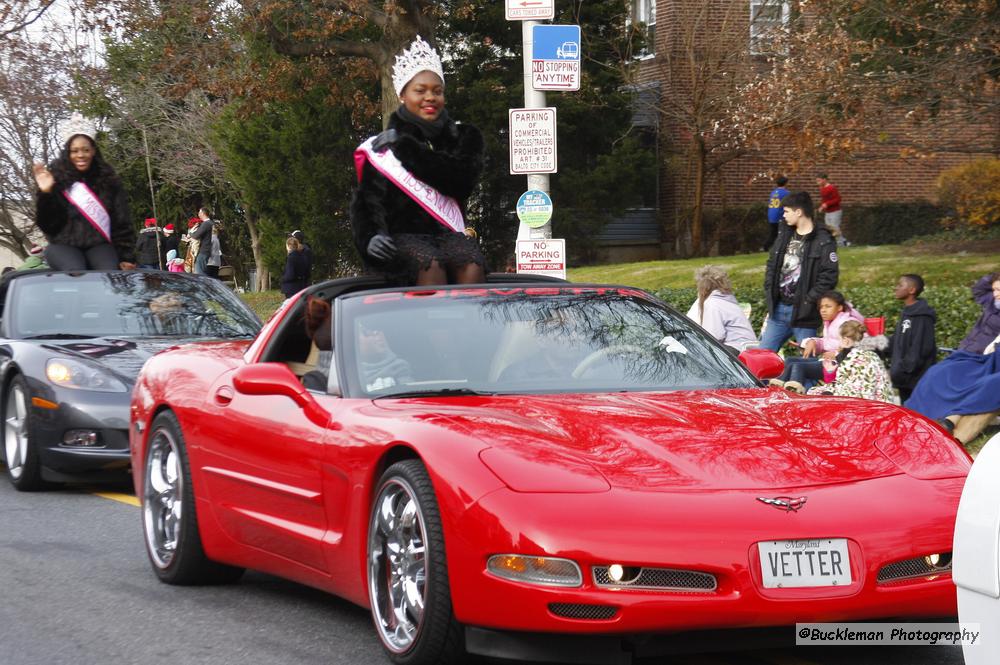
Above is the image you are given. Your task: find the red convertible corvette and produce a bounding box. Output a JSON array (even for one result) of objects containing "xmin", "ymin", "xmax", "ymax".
[{"xmin": 130, "ymin": 276, "xmax": 968, "ymax": 664}]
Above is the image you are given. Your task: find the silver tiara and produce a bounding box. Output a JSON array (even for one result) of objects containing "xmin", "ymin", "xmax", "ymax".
[
  {"xmin": 60, "ymin": 112, "xmax": 97, "ymax": 145},
  {"xmin": 392, "ymin": 36, "xmax": 444, "ymax": 97}
]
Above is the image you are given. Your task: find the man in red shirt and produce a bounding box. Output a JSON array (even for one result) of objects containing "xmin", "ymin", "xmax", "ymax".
[{"xmin": 816, "ymin": 173, "xmax": 848, "ymax": 246}]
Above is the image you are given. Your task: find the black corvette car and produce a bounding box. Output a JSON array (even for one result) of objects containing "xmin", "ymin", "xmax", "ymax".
[{"xmin": 0, "ymin": 270, "xmax": 261, "ymax": 490}]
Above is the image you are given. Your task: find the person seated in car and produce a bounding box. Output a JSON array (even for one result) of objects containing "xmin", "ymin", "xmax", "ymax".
[
  {"xmin": 301, "ymin": 297, "xmax": 333, "ymax": 392},
  {"xmin": 358, "ymin": 324, "xmax": 414, "ymax": 392}
]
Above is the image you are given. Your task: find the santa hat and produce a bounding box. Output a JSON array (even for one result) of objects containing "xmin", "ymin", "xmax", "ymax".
[
  {"xmin": 188, "ymin": 216, "xmax": 201, "ymax": 227},
  {"xmin": 392, "ymin": 36, "xmax": 444, "ymax": 96},
  {"xmin": 144, "ymin": 218, "xmax": 157, "ymax": 228},
  {"xmin": 163, "ymin": 224, "xmax": 175, "ymax": 235},
  {"xmin": 59, "ymin": 112, "xmax": 98, "ymax": 146},
  {"xmin": 29, "ymin": 245, "xmax": 44, "ymax": 256}
]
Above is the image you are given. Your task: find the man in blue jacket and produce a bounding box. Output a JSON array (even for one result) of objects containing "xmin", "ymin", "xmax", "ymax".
[{"xmin": 763, "ymin": 175, "xmax": 789, "ymax": 251}]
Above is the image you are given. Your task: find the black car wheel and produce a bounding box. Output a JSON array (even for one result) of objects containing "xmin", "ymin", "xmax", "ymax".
[
  {"xmin": 142, "ymin": 410, "xmax": 243, "ymax": 585},
  {"xmin": 367, "ymin": 460, "xmax": 464, "ymax": 665},
  {"xmin": 2, "ymin": 375, "xmax": 45, "ymax": 491}
]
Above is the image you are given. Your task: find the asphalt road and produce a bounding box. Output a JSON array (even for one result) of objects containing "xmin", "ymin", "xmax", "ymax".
[{"xmin": 0, "ymin": 473, "xmax": 965, "ymax": 665}]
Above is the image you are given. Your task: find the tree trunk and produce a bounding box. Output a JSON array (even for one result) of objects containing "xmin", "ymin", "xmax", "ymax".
[
  {"xmin": 691, "ymin": 138, "xmax": 707, "ymax": 256},
  {"xmin": 244, "ymin": 207, "xmax": 266, "ymax": 292}
]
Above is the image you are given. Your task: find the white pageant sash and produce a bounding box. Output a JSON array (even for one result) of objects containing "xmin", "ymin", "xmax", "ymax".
[
  {"xmin": 354, "ymin": 137, "xmax": 465, "ymax": 233},
  {"xmin": 63, "ymin": 181, "xmax": 112, "ymax": 243}
]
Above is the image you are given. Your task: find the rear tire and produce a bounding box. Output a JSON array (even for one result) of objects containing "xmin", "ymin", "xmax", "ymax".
[
  {"xmin": 142, "ymin": 410, "xmax": 243, "ymax": 585},
  {"xmin": 367, "ymin": 459, "xmax": 465, "ymax": 665},
  {"xmin": 2, "ymin": 375, "xmax": 45, "ymax": 491}
]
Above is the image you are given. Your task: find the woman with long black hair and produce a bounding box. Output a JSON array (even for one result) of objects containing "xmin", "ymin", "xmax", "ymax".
[{"xmin": 33, "ymin": 113, "xmax": 136, "ymax": 270}]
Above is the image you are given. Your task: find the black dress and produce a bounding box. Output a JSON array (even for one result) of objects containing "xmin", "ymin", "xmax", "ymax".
[{"xmin": 350, "ymin": 110, "xmax": 485, "ymax": 284}]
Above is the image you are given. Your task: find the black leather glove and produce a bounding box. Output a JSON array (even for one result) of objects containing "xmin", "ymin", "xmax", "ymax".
[
  {"xmin": 371, "ymin": 129, "xmax": 399, "ymax": 153},
  {"xmin": 366, "ymin": 234, "xmax": 397, "ymax": 261}
]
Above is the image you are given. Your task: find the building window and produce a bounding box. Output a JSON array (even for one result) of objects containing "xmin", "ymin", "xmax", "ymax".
[
  {"xmin": 632, "ymin": 0, "xmax": 656, "ymax": 58},
  {"xmin": 749, "ymin": 0, "xmax": 790, "ymax": 55}
]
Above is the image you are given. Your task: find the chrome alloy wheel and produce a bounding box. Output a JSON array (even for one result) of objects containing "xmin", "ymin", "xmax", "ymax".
[
  {"xmin": 143, "ymin": 425, "xmax": 182, "ymax": 569},
  {"xmin": 3, "ymin": 382, "xmax": 29, "ymax": 479},
  {"xmin": 368, "ymin": 477, "xmax": 429, "ymax": 653}
]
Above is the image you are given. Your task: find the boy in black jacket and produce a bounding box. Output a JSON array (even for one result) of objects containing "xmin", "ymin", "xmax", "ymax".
[{"xmin": 889, "ymin": 274, "xmax": 937, "ymax": 401}]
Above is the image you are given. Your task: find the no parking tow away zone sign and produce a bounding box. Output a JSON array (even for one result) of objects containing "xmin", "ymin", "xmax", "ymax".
[{"xmin": 516, "ymin": 238, "xmax": 566, "ymax": 279}]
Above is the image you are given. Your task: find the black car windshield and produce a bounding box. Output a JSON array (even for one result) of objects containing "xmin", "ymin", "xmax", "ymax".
[
  {"xmin": 338, "ymin": 286, "xmax": 756, "ymax": 398},
  {"xmin": 7, "ymin": 272, "xmax": 260, "ymax": 340}
]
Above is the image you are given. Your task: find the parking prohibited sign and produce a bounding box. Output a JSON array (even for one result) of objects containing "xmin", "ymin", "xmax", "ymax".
[
  {"xmin": 516, "ymin": 239, "xmax": 566, "ymax": 279},
  {"xmin": 532, "ymin": 25, "xmax": 581, "ymax": 91},
  {"xmin": 509, "ymin": 108, "xmax": 557, "ymax": 174},
  {"xmin": 505, "ymin": 0, "xmax": 554, "ymax": 21}
]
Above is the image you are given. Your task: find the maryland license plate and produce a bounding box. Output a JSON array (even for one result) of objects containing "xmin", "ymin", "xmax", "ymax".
[{"xmin": 758, "ymin": 538, "xmax": 852, "ymax": 588}]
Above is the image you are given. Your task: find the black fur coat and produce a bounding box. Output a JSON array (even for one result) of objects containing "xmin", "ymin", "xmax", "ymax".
[{"xmin": 350, "ymin": 111, "xmax": 484, "ymax": 272}]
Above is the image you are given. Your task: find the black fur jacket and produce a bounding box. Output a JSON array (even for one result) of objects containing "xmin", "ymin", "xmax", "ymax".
[
  {"xmin": 350, "ymin": 110, "xmax": 484, "ymax": 270},
  {"xmin": 35, "ymin": 169, "xmax": 136, "ymax": 264}
]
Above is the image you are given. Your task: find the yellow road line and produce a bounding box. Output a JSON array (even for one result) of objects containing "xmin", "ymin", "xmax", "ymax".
[{"xmin": 93, "ymin": 492, "xmax": 140, "ymax": 507}]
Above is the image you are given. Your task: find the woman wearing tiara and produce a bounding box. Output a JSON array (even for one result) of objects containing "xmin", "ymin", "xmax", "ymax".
[
  {"xmin": 351, "ymin": 35, "xmax": 486, "ymax": 286},
  {"xmin": 33, "ymin": 113, "xmax": 136, "ymax": 270}
]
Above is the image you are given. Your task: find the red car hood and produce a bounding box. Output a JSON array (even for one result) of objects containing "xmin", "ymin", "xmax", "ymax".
[{"xmin": 373, "ymin": 389, "xmax": 922, "ymax": 491}]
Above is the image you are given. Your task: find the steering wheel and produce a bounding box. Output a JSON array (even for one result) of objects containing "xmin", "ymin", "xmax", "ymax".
[{"xmin": 571, "ymin": 344, "xmax": 645, "ymax": 379}]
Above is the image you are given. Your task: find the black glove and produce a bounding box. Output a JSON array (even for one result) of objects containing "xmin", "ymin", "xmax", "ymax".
[
  {"xmin": 371, "ymin": 129, "xmax": 399, "ymax": 153},
  {"xmin": 366, "ymin": 234, "xmax": 397, "ymax": 261}
]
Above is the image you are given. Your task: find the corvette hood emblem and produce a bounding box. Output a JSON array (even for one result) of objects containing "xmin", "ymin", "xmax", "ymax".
[{"xmin": 757, "ymin": 496, "xmax": 807, "ymax": 512}]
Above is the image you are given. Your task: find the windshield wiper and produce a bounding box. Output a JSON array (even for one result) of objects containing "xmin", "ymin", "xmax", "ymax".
[
  {"xmin": 372, "ymin": 387, "xmax": 496, "ymax": 400},
  {"xmin": 22, "ymin": 333, "xmax": 97, "ymax": 340}
]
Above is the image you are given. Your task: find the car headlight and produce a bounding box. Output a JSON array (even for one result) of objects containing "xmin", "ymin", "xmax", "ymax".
[{"xmin": 46, "ymin": 358, "xmax": 128, "ymax": 393}]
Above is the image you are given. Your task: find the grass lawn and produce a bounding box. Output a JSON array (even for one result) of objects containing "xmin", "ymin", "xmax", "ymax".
[{"xmin": 568, "ymin": 242, "xmax": 1000, "ymax": 291}]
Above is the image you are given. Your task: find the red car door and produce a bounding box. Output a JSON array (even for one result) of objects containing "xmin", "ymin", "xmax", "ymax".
[{"xmin": 195, "ymin": 372, "xmax": 337, "ymax": 573}]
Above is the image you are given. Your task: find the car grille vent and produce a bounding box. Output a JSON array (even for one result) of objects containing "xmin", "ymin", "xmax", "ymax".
[
  {"xmin": 592, "ymin": 566, "xmax": 718, "ymax": 592},
  {"xmin": 548, "ymin": 603, "xmax": 619, "ymax": 620},
  {"xmin": 877, "ymin": 554, "xmax": 952, "ymax": 584}
]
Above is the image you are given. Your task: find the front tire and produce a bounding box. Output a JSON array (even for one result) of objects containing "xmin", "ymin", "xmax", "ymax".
[
  {"xmin": 367, "ymin": 460, "xmax": 464, "ymax": 665},
  {"xmin": 3, "ymin": 375, "xmax": 45, "ymax": 491},
  {"xmin": 142, "ymin": 410, "xmax": 243, "ymax": 585}
]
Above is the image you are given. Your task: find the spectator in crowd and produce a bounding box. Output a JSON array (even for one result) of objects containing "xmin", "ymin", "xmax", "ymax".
[
  {"xmin": 17, "ymin": 245, "xmax": 48, "ymax": 271},
  {"xmin": 165, "ymin": 249, "xmax": 185, "ymax": 272},
  {"xmin": 816, "ymin": 173, "xmax": 847, "ymax": 246},
  {"xmin": 135, "ymin": 218, "xmax": 162, "ymax": 269},
  {"xmin": 888, "ymin": 274, "xmax": 937, "ymax": 401},
  {"xmin": 685, "ymin": 265, "xmax": 756, "ymax": 351},
  {"xmin": 32, "ymin": 112, "xmax": 136, "ymax": 270},
  {"xmin": 289, "ymin": 230, "xmax": 312, "ymax": 283},
  {"xmin": 906, "ymin": 272, "xmax": 1000, "ymax": 443},
  {"xmin": 189, "ymin": 207, "xmax": 215, "ymax": 274},
  {"xmin": 351, "ymin": 36, "xmax": 486, "ymax": 286},
  {"xmin": 761, "ymin": 191, "xmax": 840, "ymax": 352},
  {"xmin": 770, "ymin": 290, "xmax": 863, "ymax": 392},
  {"xmin": 182, "ymin": 217, "xmax": 201, "ymax": 273},
  {"xmin": 160, "ymin": 223, "xmax": 179, "ymax": 268},
  {"xmin": 281, "ymin": 236, "xmax": 309, "ymax": 299},
  {"xmin": 806, "ymin": 320, "xmax": 893, "ymax": 402},
  {"xmin": 206, "ymin": 223, "xmax": 223, "ymax": 278},
  {"xmin": 764, "ymin": 175, "xmax": 789, "ymax": 251}
]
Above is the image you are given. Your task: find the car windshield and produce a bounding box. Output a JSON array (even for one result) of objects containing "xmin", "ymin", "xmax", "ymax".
[
  {"xmin": 338, "ymin": 286, "xmax": 756, "ymax": 398},
  {"xmin": 7, "ymin": 272, "xmax": 260, "ymax": 340}
]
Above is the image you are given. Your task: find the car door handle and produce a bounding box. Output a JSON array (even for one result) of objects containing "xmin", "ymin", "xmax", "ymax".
[{"xmin": 214, "ymin": 386, "xmax": 234, "ymax": 406}]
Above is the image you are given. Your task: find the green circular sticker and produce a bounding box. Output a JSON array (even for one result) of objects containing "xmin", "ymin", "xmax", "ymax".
[{"xmin": 516, "ymin": 190, "xmax": 553, "ymax": 228}]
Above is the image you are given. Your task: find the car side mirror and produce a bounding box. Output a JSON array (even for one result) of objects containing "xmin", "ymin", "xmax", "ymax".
[
  {"xmin": 738, "ymin": 348, "xmax": 784, "ymax": 381},
  {"xmin": 233, "ymin": 363, "xmax": 332, "ymax": 426}
]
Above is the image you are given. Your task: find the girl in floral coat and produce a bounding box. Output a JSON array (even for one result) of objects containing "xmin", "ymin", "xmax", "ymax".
[{"xmin": 807, "ymin": 320, "xmax": 893, "ymax": 402}]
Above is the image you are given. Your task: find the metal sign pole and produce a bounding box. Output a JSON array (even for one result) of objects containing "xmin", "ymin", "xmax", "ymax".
[{"xmin": 520, "ymin": 20, "xmax": 551, "ymax": 241}]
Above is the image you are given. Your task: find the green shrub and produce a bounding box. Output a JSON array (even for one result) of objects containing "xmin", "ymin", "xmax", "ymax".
[
  {"xmin": 841, "ymin": 201, "xmax": 946, "ymax": 245},
  {"xmin": 654, "ymin": 284, "xmax": 982, "ymax": 350},
  {"xmin": 937, "ymin": 158, "xmax": 1000, "ymax": 228}
]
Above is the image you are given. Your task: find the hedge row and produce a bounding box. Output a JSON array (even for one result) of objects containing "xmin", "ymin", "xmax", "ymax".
[{"xmin": 654, "ymin": 285, "xmax": 983, "ymax": 351}]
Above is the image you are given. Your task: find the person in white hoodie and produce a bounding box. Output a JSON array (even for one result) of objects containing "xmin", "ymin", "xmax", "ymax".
[
  {"xmin": 686, "ymin": 265, "xmax": 757, "ymax": 352},
  {"xmin": 770, "ymin": 290, "xmax": 864, "ymax": 392}
]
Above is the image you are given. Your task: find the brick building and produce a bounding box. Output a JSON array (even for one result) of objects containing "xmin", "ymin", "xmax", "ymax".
[{"xmin": 627, "ymin": 0, "xmax": 1000, "ymax": 257}]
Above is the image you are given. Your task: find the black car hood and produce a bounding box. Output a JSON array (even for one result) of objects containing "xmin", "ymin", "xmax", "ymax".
[{"xmin": 39, "ymin": 337, "xmax": 185, "ymax": 385}]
